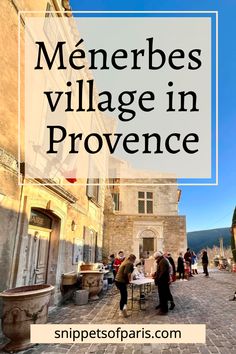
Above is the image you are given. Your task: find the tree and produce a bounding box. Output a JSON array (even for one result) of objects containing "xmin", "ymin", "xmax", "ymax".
[
  {"xmin": 231, "ymin": 207, "xmax": 236, "ymax": 262},
  {"xmin": 232, "ymin": 207, "xmax": 236, "ymax": 225}
]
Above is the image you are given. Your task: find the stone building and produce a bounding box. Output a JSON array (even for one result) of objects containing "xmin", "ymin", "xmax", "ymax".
[
  {"xmin": 103, "ymin": 178, "xmax": 186, "ymax": 262},
  {"xmin": 0, "ymin": 0, "xmax": 106, "ymax": 304},
  {"xmin": 0, "ymin": 0, "xmax": 186, "ymax": 308}
]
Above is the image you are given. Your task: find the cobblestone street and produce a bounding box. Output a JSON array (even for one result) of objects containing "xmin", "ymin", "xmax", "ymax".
[{"xmin": 1, "ymin": 270, "xmax": 236, "ymax": 354}]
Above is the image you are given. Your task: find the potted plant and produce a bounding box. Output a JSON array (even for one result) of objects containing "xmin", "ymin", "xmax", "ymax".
[{"xmin": 0, "ymin": 284, "xmax": 54, "ymax": 352}]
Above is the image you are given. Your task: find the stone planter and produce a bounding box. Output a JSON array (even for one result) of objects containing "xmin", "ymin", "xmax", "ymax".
[
  {"xmin": 80, "ymin": 271, "xmax": 105, "ymax": 300},
  {"xmin": 0, "ymin": 284, "xmax": 54, "ymax": 353}
]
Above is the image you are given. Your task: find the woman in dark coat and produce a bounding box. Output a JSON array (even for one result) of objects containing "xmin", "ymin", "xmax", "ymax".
[
  {"xmin": 202, "ymin": 250, "xmax": 209, "ymax": 277},
  {"xmin": 177, "ymin": 252, "xmax": 185, "ymax": 280}
]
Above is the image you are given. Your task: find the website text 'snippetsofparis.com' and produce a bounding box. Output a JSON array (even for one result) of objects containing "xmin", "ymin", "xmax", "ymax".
[{"xmin": 31, "ymin": 324, "xmax": 206, "ymax": 344}]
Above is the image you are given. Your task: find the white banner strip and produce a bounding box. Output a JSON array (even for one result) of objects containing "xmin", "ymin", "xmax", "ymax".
[{"xmin": 31, "ymin": 324, "xmax": 205, "ymax": 344}]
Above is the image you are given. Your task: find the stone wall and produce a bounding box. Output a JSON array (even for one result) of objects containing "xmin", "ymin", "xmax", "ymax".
[
  {"xmin": 114, "ymin": 180, "xmax": 179, "ymax": 216},
  {"xmin": 104, "ymin": 178, "xmax": 186, "ymax": 263},
  {"xmin": 103, "ymin": 212, "xmax": 186, "ymax": 263}
]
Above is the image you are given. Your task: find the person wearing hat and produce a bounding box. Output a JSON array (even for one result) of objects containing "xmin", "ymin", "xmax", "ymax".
[
  {"xmin": 153, "ymin": 251, "xmax": 171, "ymax": 315},
  {"xmin": 115, "ymin": 254, "xmax": 136, "ymax": 317}
]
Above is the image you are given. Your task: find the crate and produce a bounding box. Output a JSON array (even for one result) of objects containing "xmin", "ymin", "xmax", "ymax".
[{"xmin": 74, "ymin": 289, "xmax": 89, "ymax": 305}]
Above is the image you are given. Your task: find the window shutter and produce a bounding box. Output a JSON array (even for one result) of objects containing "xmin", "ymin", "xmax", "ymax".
[
  {"xmin": 86, "ymin": 179, "xmax": 94, "ymax": 199},
  {"xmin": 83, "ymin": 226, "xmax": 90, "ymax": 263}
]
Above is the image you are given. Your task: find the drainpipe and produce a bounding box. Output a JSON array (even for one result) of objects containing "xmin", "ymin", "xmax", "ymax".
[{"xmin": 9, "ymin": 163, "xmax": 25, "ymax": 288}]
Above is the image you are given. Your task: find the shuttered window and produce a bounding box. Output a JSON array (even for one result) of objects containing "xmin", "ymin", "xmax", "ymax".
[
  {"xmin": 112, "ymin": 193, "xmax": 120, "ymax": 211},
  {"xmin": 83, "ymin": 227, "xmax": 97, "ymax": 263},
  {"xmin": 86, "ymin": 178, "xmax": 100, "ymax": 204}
]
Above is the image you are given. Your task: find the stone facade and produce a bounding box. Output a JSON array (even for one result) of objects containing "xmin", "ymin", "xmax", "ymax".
[
  {"xmin": 0, "ymin": 0, "xmax": 187, "ymax": 310},
  {"xmin": 103, "ymin": 180, "xmax": 186, "ymax": 262},
  {"xmin": 0, "ymin": 0, "xmax": 106, "ymax": 306}
]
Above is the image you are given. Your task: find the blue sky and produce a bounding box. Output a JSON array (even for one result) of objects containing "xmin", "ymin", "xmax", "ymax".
[{"xmin": 70, "ymin": 0, "xmax": 236, "ymax": 232}]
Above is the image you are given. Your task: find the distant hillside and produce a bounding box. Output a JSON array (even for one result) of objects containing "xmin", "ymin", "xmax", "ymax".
[{"xmin": 187, "ymin": 227, "xmax": 231, "ymax": 253}]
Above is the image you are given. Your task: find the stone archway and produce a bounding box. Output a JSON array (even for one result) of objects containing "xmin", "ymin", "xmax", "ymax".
[
  {"xmin": 133, "ymin": 221, "xmax": 164, "ymax": 259},
  {"xmin": 139, "ymin": 229, "xmax": 156, "ymax": 259}
]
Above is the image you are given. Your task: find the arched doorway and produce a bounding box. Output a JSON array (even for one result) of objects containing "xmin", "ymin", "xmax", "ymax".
[
  {"xmin": 133, "ymin": 221, "xmax": 164, "ymax": 260},
  {"xmin": 139, "ymin": 229, "xmax": 156, "ymax": 259}
]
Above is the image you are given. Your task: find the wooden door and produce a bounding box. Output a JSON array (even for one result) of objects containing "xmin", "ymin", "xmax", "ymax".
[{"xmin": 28, "ymin": 228, "xmax": 51, "ymax": 284}]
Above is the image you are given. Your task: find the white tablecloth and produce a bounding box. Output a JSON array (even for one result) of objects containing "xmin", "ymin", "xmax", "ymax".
[{"xmin": 130, "ymin": 278, "xmax": 154, "ymax": 286}]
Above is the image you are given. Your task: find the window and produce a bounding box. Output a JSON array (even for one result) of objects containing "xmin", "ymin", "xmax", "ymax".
[
  {"xmin": 86, "ymin": 178, "xmax": 100, "ymax": 204},
  {"xmin": 83, "ymin": 227, "xmax": 97, "ymax": 263},
  {"xmin": 112, "ymin": 193, "xmax": 120, "ymax": 211},
  {"xmin": 87, "ymin": 164, "xmax": 100, "ymax": 204},
  {"xmin": 138, "ymin": 191, "xmax": 153, "ymax": 214}
]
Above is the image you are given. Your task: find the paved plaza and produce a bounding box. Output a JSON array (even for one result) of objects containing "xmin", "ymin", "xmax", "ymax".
[{"xmin": 0, "ymin": 270, "xmax": 236, "ymax": 354}]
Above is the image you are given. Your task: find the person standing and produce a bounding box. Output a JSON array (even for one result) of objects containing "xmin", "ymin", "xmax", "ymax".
[
  {"xmin": 115, "ymin": 254, "xmax": 136, "ymax": 317},
  {"xmin": 191, "ymin": 251, "xmax": 198, "ymax": 274},
  {"xmin": 177, "ymin": 252, "xmax": 185, "ymax": 280},
  {"xmin": 154, "ymin": 251, "xmax": 171, "ymax": 315},
  {"xmin": 202, "ymin": 250, "xmax": 209, "ymax": 277},
  {"xmin": 113, "ymin": 250, "xmax": 125, "ymax": 275},
  {"xmin": 167, "ymin": 252, "xmax": 176, "ymax": 282},
  {"xmin": 184, "ymin": 248, "xmax": 193, "ymax": 277},
  {"xmin": 165, "ymin": 253, "xmax": 175, "ymax": 310}
]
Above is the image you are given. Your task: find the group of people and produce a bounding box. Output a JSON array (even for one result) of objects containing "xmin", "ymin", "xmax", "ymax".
[
  {"xmin": 153, "ymin": 249, "xmax": 210, "ymax": 314},
  {"xmin": 109, "ymin": 248, "xmax": 210, "ymax": 318},
  {"xmin": 111, "ymin": 251, "xmax": 176, "ymax": 317},
  {"xmin": 177, "ymin": 248, "xmax": 209, "ymax": 279}
]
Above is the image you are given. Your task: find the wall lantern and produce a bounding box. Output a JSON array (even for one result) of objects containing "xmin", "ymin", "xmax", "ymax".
[{"xmin": 71, "ymin": 220, "xmax": 77, "ymax": 231}]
